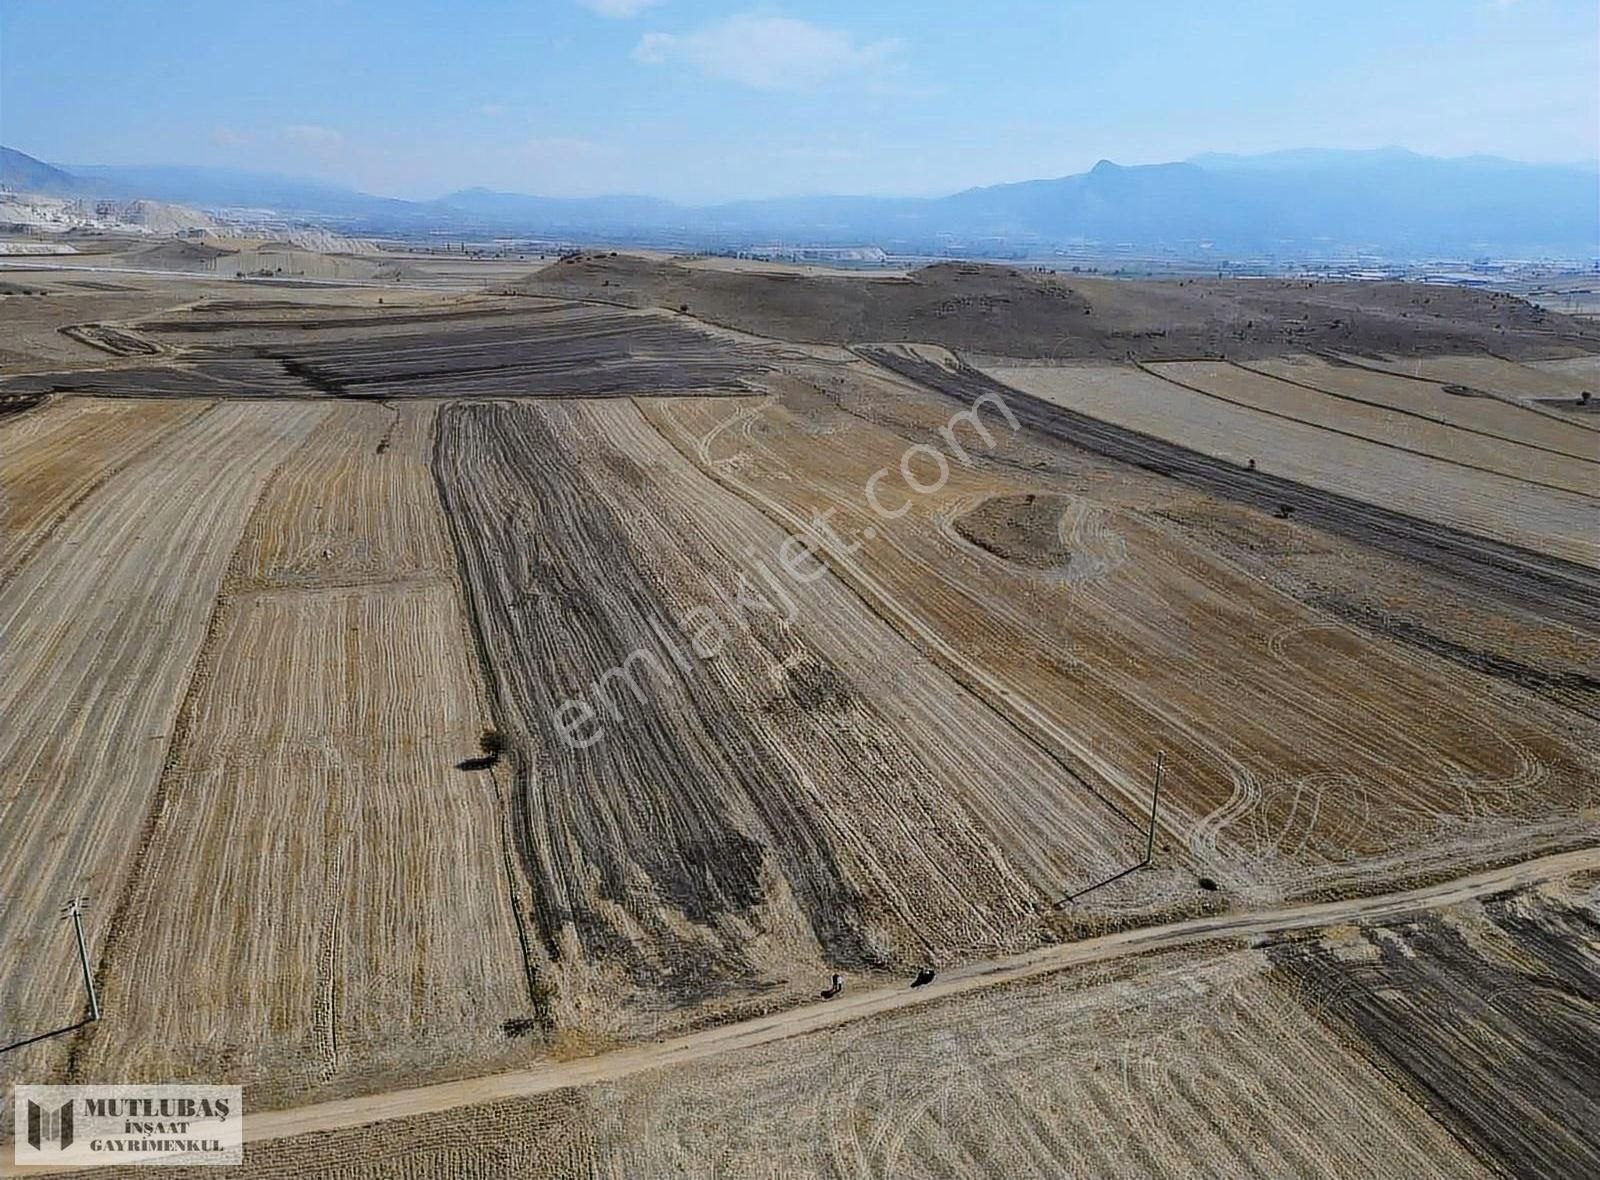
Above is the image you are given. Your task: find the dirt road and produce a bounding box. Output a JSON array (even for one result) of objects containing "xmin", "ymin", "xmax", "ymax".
[{"xmin": 8, "ymin": 845, "xmax": 1590, "ymax": 1173}]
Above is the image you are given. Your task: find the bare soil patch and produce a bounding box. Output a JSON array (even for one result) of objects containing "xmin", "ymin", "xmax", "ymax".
[{"xmin": 952, "ymin": 493, "xmax": 1074, "ymax": 569}]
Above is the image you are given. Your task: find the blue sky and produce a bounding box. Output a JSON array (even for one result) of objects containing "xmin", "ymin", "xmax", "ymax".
[{"xmin": 2, "ymin": 0, "xmax": 1595, "ymax": 201}]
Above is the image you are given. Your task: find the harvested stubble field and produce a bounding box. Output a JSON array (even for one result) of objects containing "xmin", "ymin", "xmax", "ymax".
[
  {"xmin": 3, "ymin": 257, "xmax": 1600, "ymax": 1172},
  {"xmin": 1145, "ymin": 358, "xmax": 1598, "ymax": 496},
  {"xmin": 1272, "ymin": 877, "xmax": 1600, "ymax": 1178},
  {"xmin": 648, "ymin": 359, "xmax": 1600, "ymax": 903},
  {"xmin": 90, "ymin": 874, "xmax": 1597, "ymax": 1180},
  {"xmin": 983, "ymin": 358, "xmax": 1599, "ymax": 568},
  {"xmin": 1246, "ymin": 353, "xmax": 1600, "ymax": 458},
  {"xmin": 1530, "ymin": 353, "xmax": 1600, "ymax": 392},
  {"xmin": 65, "ymin": 401, "xmax": 532, "ymax": 1105},
  {"xmin": 0, "ymin": 395, "xmax": 205, "ymax": 577},
  {"xmin": 432, "ymin": 397, "xmax": 1158, "ymax": 1042},
  {"xmin": 0, "ymin": 400, "xmax": 327, "ymax": 1085},
  {"xmin": 1367, "ymin": 352, "xmax": 1600, "ymax": 403}
]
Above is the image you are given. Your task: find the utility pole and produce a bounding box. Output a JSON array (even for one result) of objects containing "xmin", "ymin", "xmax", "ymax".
[
  {"xmin": 1058, "ymin": 750, "xmax": 1167, "ymax": 905},
  {"xmin": 0, "ymin": 900, "xmax": 103, "ymax": 1053},
  {"xmin": 1143, "ymin": 750, "xmax": 1165, "ymax": 865},
  {"xmin": 63, "ymin": 898, "xmax": 99, "ymax": 1022}
]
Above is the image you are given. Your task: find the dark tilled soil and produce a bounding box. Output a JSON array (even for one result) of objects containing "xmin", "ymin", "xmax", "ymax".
[
  {"xmin": 431, "ymin": 401, "xmax": 883, "ymax": 1000},
  {"xmin": 516, "ymin": 254, "xmax": 1600, "ymax": 361},
  {"xmin": 1270, "ymin": 895, "xmax": 1600, "ymax": 1180},
  {"xmin": 0, "ymin": 311, "xmax": 772, "ymax": 400},
  {"xmin": 58, "ymin": 323, "xmax": 161, "ymax": 356}
]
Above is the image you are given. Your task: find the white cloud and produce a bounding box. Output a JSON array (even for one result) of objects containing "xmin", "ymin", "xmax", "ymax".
[
  {"xmin": 283, "ymin": 124, "xmax": 345, "ymax": 149},
  {"xmin": 479, "ymin": 103, "xmax": 507, "ymax": 117},
  {"xmin": 633, "ymin": 14, "xmax": 899, "ymax": 91},
  {"xmin": 210, "ymin": 127, "xmax": 254, "ymax": 148},
  {"xmin": 579, "ymin": 0, "xmax": 662, "ymax": 17}
]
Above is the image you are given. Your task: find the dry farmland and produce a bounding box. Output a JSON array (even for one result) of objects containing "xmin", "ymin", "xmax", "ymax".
[
  {"xmin": 1245, "ymin": 354, "xmax": 1599, "ymax": 458},
  {"xmin": 1146, "ymin": 358, "xmax": 1596, "ymax": 495},
  {"xmin": 89, "ymin": 867, "xmax": 1600, "ymax": 1180},
  {"xmin": 433, "ymin": 397, "xmax": 1158, "ymax": 1041},
  {"xmin": 0, "ymin": 395, "xmax": 205, "ymax": 576},
  {"xmin": 2, "ymin": 256, "xmax": 1598, "ymax": 1174},
  {"xmin": 983, "ymin": 359, "xmax": 1598, "ymax": 566},
  {"xmin": 64, "ymin": 401, "xmax": 532, "ymax": 1106},
  {"xmin": 0, "ymin": 399, "xmax": 327, "ymax": 1082},
  {"xmin": 648, "ymin": 357, "xmax": 1599, "ymax": 904}
]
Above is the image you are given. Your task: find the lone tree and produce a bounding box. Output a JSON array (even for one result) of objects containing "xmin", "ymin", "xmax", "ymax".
[{"xmin": 479, "ymin": 727, "xmax": 508, "ymax": 762}]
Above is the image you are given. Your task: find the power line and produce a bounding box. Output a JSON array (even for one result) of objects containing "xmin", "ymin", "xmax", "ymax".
[
  {"xmin": 0, "ymin": 896, "xmax": 102, "ymax": 1055},
  {"xmin": 1056, "ymin": 751, "xmax": 1165, "ymax": 906}
]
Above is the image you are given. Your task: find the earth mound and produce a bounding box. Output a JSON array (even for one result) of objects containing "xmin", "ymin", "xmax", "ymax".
[{"xmin": 953, "ymin": 493, "xmax": 1074, "ymax": 569}]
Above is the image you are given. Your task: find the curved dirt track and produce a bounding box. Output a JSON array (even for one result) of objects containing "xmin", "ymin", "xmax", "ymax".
[
  {"xmin": 862, "ymin": 348, "xmax": 1600, "ymax": 630},
  {"xmin": 6, "ymin": 844, "xmax": 1583, "ymax": 1173}
]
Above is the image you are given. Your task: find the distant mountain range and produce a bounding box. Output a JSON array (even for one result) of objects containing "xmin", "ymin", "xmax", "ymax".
[
  {"xmin": 0, "ymin": 147, "xmax": 89, "ymax": 196},
  {"xmin": 4, "ymin": 145, "xmax": 1595, "ymax": 259}
]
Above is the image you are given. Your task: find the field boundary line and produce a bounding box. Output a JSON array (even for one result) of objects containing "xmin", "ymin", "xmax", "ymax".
[
  {"xmin": 1314, "ymin": 349, "xmax": 1600, "ymax": 437},
  {"xmin": 1137, "ymin": 361, "xmax": 1599, "ymax": 501},
  {"xmin": 1230, "ymin": 359, "xmax": 1600, "ymax": 465}
]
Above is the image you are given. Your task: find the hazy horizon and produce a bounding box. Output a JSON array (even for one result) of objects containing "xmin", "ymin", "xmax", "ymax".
[
  {"xmin": 4, "ymin": 0, "xmax": 1596, "ymax": 204},
  {"xmin": 5, "ymin": 145, "xmax": 1593, "ymax": 209}
]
